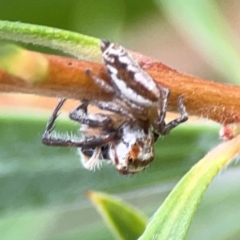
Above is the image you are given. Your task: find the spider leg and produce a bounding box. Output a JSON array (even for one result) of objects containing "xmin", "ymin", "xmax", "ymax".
[
  {"xmin": 43, "ymin": 98, "xmax": 66, "ymax": 134},
  {"xmin": 114, "ymin": 96, "xmax": 147, "ymax": 117},
  {"xmin": 81, "ymin": 145, "xmax": 110, "ymax": 160},
  {"xmin": 153, "ymin": 87, "xmax": 169, "ymax": 141},
  {"xmin": 86, "ymin": 69, "xmax": 114, "ymax": 94},
  {"xmin": 79, "ymin": 147, "xmax": 102, "ymax": 171},
  {"xmin": 69, "ymin": 100, "xmax": 112, "ymax": 127},
  {"xmin": 91, "ymin": 100, "xmax": 134, "ymax": 119},
  {"xmin": 155, "ymin": 95, "xmax": 188, "ymax": 136},
  {"xmin": 157, "ymin": 87, "xmax": 170, "ymax": 124},
  {"xmin": 42, "ymin": 99, "xmax": 117, "ymax": 148},
  {"xmin": 42, "ymin": 129, "xmax": 116, "ymax": 148}
]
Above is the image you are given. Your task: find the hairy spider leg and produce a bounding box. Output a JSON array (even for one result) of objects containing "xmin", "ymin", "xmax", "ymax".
[
  {"xmin": 155, "ymin": 95, "xmax": 188, "ymax": 136},
  {"xmin": 151, "ymin": 87, "xmax": 170, "ymax": 142},
  {"xmin": 80, "ymin": 146, "xmax": 102, "ymax": 171},
  {"xmin": 69, "ymin": 100, "xmax": 112, "ymax": 128},
  {"xmin": 157, "ymin": 87, "xmax": 170, "ymax": 124},
  {"xmin": 90, "ymin": 100, "xmax": 134, "ymax": 120},
  {"xmin": 115, "ymin": 95, "xmax": 147, "ymax": 115},
  {"xmin": 68, "ymin": 99, "xmax": 115, "ymax": 169},
  {"xmin": 42, "ymin": 98, "xmax": 66, "ymax": 135},
  {"xmin": 81, "ymin": 145, "xmax": 109, "ymax": 159},
  {"xmin": 85, "ymin": 69, "xmax": 115, "ymax": 94},
  {"xmin": 42, "ymin": 99, "xmax": 117, "ymax": 148}
]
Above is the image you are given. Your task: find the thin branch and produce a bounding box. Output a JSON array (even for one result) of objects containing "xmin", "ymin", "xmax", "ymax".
[{"xmin": 0, "ymin": 50, "xmax": 240, "ymax": 124}]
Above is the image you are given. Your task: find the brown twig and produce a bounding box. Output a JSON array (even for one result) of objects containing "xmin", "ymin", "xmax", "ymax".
[{"xmin": 0, "ymin": 50, "xmax": 240, "ymax": 124}]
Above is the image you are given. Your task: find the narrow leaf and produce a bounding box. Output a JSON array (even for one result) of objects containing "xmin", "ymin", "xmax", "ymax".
[
  {"xmin": 0, "ymin": 20, "xmax": 101, "ymax": 61},
  {"xmin": 87, "ymin": 191, "xmax": 147, "ymax": 240},
  {"xmin": 139, "ymin": 135, "xmax": 240, "ymax": 240}
]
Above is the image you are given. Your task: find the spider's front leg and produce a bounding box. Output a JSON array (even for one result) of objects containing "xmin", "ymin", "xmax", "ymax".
[
  {"xmin": 42, "ymin": 98, "xmax": 66, "ymax": 146},
  {"xmin": 42, "ymin": 99, "xmax": 117, "ymax": 148},
  {"xmin": 154, "ymin": 95, "xmax": 188, "ymax": 137}
]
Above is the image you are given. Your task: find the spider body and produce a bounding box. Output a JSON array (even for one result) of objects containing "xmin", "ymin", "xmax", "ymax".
[{"xmin": 42, "ymin": 40, "xmax": 188, "ymax": 174}]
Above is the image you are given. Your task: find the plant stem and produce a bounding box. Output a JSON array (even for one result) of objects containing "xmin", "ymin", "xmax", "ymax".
[{"xmin": 0, "ymin": 50, "xmax": 239, "ymax": 124}]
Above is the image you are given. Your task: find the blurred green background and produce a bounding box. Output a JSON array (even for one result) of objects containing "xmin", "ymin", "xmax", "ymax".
[{"xmin": 1, "ymin": 0, "xmax": 240, "ymax": 239}]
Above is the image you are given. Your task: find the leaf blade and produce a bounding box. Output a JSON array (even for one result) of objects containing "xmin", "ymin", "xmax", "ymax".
[
  {"xmin": 139, "ymin": 135, "xmax": 240, "ymax": 239},
  {"xmin": 0, "ymin": 20, "xmax": 101, "ymax": 61},
  {"xmin": 87, "ymin": 191, "xmax": 147, "ymax": 240}
]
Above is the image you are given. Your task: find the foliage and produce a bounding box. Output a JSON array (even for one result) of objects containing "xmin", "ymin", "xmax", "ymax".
[{"xmin": 0, "ymin": 1, "xmax": 240, "ymax": 239}]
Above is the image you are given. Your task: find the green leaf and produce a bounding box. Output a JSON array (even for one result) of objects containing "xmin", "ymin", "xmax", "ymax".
[
  {"xmin": 156, "ymin": 0, "xmax": 240, "ymax": 83},
  {"xmin": 0, "ymin": 20, "xmax": 101, "ymax": 61},
  {"xmin": 139, "ymin": 134, "xmax": 240, "ymax": 240},
  {"xmin": 0, "ymin": 210, "xmax": 58, "ymax": 240},
  {"xmin": 87, "ymin": 191, "xmax": 147, "ymax": 240}
]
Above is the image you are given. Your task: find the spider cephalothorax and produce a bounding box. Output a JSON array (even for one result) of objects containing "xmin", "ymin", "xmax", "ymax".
[{"xmin": 42, "ymin": 40, "xmax": 188, "ymax": 174}]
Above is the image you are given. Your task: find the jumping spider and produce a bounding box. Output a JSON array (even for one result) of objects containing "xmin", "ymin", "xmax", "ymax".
[{"xmin": 42, "ymin": 40, "xmax": 188, "ymax": 174}]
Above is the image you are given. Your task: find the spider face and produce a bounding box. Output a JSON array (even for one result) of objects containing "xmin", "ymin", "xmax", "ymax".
[
  {"xmin": 42, "ymin": 40, "xmax": 188, "ymax": 175},
  {"xmin": 108, "ymin": 122, "xmax": 154, "ymax": 174}
]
